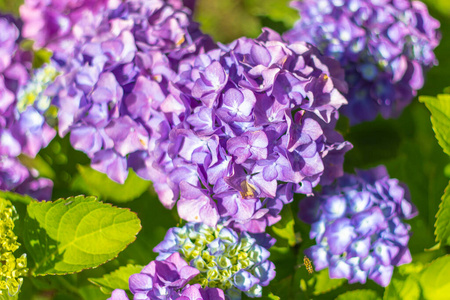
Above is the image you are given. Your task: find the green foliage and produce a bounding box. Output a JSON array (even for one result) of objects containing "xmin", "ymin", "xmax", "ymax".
[
  {"xmin": 89, "ymin": 264, "xmax": 143, "ymax": 294},
  {"xmin": 308, "ymin": 269, "xmax": 346, "ymax": 296},
  {"xmin": 195, "ymin": 0, "xmax": 261, "ymax": 43},
  {"xmin": 420, "ymin": 255, "xmax": 450, "ymax": 299},
  {"xmin": 422, "ymin": 0, "xmax": 450, "ymax": 17},
  {"xmin": 384, "ymin": 256, "xmax": 450, "ymax": 300},
  {"xmin": 75, "ymin": 165, "xmax": 151, "ymax": 203},
  {"xmin": 79, "ymin": 285, "xmax": 108, "ymax": 300},
  {"xmin": 435, "ymin": 182, "xmax": 450, "ymax": 246},
  {"xmin": 23, "ymin": 195, "xmax": 141, "ymax": 276},
  {"xmin": 0, "ymin": 190, "xmax": 35, "ymax": 205},
  {"xmin": 384, "ymin": 263, "xmax": 424, "ymax": 300},
  {"xmin": 0, "ymin": 0, "xmax": 22, "ymax": 15},
  {"xmin": 243, "ymin": 0, "xmax": 298, "ymax": 31},
  {"xmin": 419, "ymin": 94, "xmax": 450, "ymax": 156},
  {"xmin": 336, "ymin": 289, "xmax": 381, "ymax": 300},
  {"xmin": 271, "ymin": 204, "xmax": 300, "ymax": 247}
]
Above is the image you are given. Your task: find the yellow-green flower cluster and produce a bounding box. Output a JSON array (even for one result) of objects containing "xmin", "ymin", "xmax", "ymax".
[
  {"xmin": 154, "ymin": 222, "xmax": 275, "ymax": 299},
  {"xmin": 0, "ymin": 198, "xmax": 28, "ymax": 296}
]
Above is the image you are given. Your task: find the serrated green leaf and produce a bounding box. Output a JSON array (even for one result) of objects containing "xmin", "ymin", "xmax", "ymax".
[
  {"xmin": 435, "ymin": 181, "xmax": 450, "ymax": 246},
  {"xmin": 0, "ymin": 190, "xmax": 35, "ymax": 205},
  {"xmin": 271, "ymin": 204, "xmax": 299, "ymax": 247},
  {"xmin": 89, "ymin": 264, "xmax": 143, "ymax": 294},
  {"xmin": 308, "ymin": 269, "xmax": 346, "ymax": 296},
  {"xmin": 76, "ymin": 165, "xmax": 151, "ymax": 203},
  {"xmin": 419, "ymin": 94, "xmax": 450, "ymax": 157},
  {"xmin": 24, "ymin": 195, "xmax": 141, "ymax": 275},
  {"xmin": 336, "ymin": 289, "xmax": 381, "ymax": 300},
  {"xmin": 419, "ymin": 255, "xmax": 450, "ymax": 299}
]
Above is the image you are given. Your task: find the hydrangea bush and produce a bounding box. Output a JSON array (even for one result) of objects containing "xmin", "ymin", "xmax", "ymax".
[{"xmin": 0, "ymin": 0, "xmax": 449, "ymax": 299}]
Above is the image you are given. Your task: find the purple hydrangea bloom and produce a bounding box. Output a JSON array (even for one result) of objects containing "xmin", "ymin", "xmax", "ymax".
[
  {"xmin": 154, "ymin": 222, "xmax": 276, "ymax": 299},
  {"xmin": 0, "ymin": 16, "xmax": 55, "ymax": 200},
  {"xmin": 147, "ymin": 29, "xmax": 351, "ymax": 232},
  {"xmin": 298, "ymin": 165, "xmax": 417, "ymax": 287},
  {"xmin": 20, "ymin": 0, "xmax": 111, "ymax": 54},
  {"xmin": 48, "ymin": 0, "xmax": 215, "ymax": 183},
  {"xmin": 108, "ymin": 252, "xmax": 225, "ymax": 300},
  {"xmin": 284, "ymin": 0, "xmax": 441, "ymax": 124}
]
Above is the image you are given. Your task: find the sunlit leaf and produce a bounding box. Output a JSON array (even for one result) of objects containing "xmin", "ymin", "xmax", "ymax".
[
  {"xmin": 419, "ymin": 255, "xmax": 450, "ymax": 299},
  {"xmin": 383, "ymin": 263, "xmax": 424, "ymax": 300},
  {"xmin": 419, "ymin": 94, "xmax": 450, "ymax": 157},
  {"xmin": 24, "ymin": 195, "xmax": 141, "ymax": 275}
]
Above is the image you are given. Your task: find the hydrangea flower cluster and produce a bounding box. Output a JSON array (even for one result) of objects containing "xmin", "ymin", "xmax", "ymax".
[
  {"xmin": 284, "ymin": 0, "xmax": 441, "ymax": 124},
  {"xmin": 145, "ymin": 28, "xmax": 351, "ymax": 232},
  {"xmin": 109, "ymin": 252, "xmax": 225, "ymax": 300},
  {"xmin": 20, "ymin": 0, "xmax": 110, "ymax": 54},
  {"xmin": 154, "ymin": 222, "xmax": 276, "ymax": 299},
  {"xmin": 0, "ymin": 198, "xmax": 28, "ymax": 296},
  {"xmin": 48, "ymin": 0, "xmax": 214, "ymax": 184},
  {"xmin": 298, "ymin": 166, "xmax": 417, "ymax": 286},
  {"xmin": 0, "ymin": 16, "xmax": 54, "ymax": 200}
]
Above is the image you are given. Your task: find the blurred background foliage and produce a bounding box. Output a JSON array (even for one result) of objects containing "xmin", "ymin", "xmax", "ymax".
[{"xmin": 1, "ymin": 0, "xmax": 450, "ymax": 299}]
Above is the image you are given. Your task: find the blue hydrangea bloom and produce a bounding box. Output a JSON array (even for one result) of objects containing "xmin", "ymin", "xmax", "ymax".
[
  {"xmin": 298, "ymin": 165, "xmax": 417, "ymax": 287},
  {"xmin": 284, "ymin": 0, "xmax": 441, "ymax": 124},
  {"xmin": 154, "ymin": 222, "xmax": 276, "ymax": 299}
]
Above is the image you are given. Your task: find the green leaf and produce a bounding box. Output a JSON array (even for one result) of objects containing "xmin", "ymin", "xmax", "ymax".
[
  {"xmin": 89, "ymin": 264, "xmax": 143, "ymax": 294},
  {"xmin": 79, "ymin": 285, "xmax": 110, "ymax": 300},
  {"xmin": 419, "ymin": 94, "xmax": 450, "ymax": 157},
  {"xmin": 0, "ymin": 190, "xmax": 35, "ymax": 205},
  {"xmin": 24, "ymin": 195, "xmax": 141, "ymax": 275},
  {"xmin": 422, "ymin": 0, "xmax": 450, "ymax": 17},
  {"xmin": 271, "ymin": 204, "xmax": 300, "ymax": 247},
  {"xmin": 420, "ymin": 255, "xmax": 450, "ymax": 299},
  {"xmin": 308, "ymin": 269, "xmax": 346, "ymax": 296},
  {"xmin": 383, "ymin": 263, "xmax": 424, "ymax": 300},
  {"xmin": 435, "ymin": 181, "xmax": 450, "ymax": 246},
  {"xmin": 336, "ymin": 289, "xmax": 381, "ymax": 300},
  {"xmin": 76, "ymin": 165, "xmax": 151, "ymax": 203}
]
